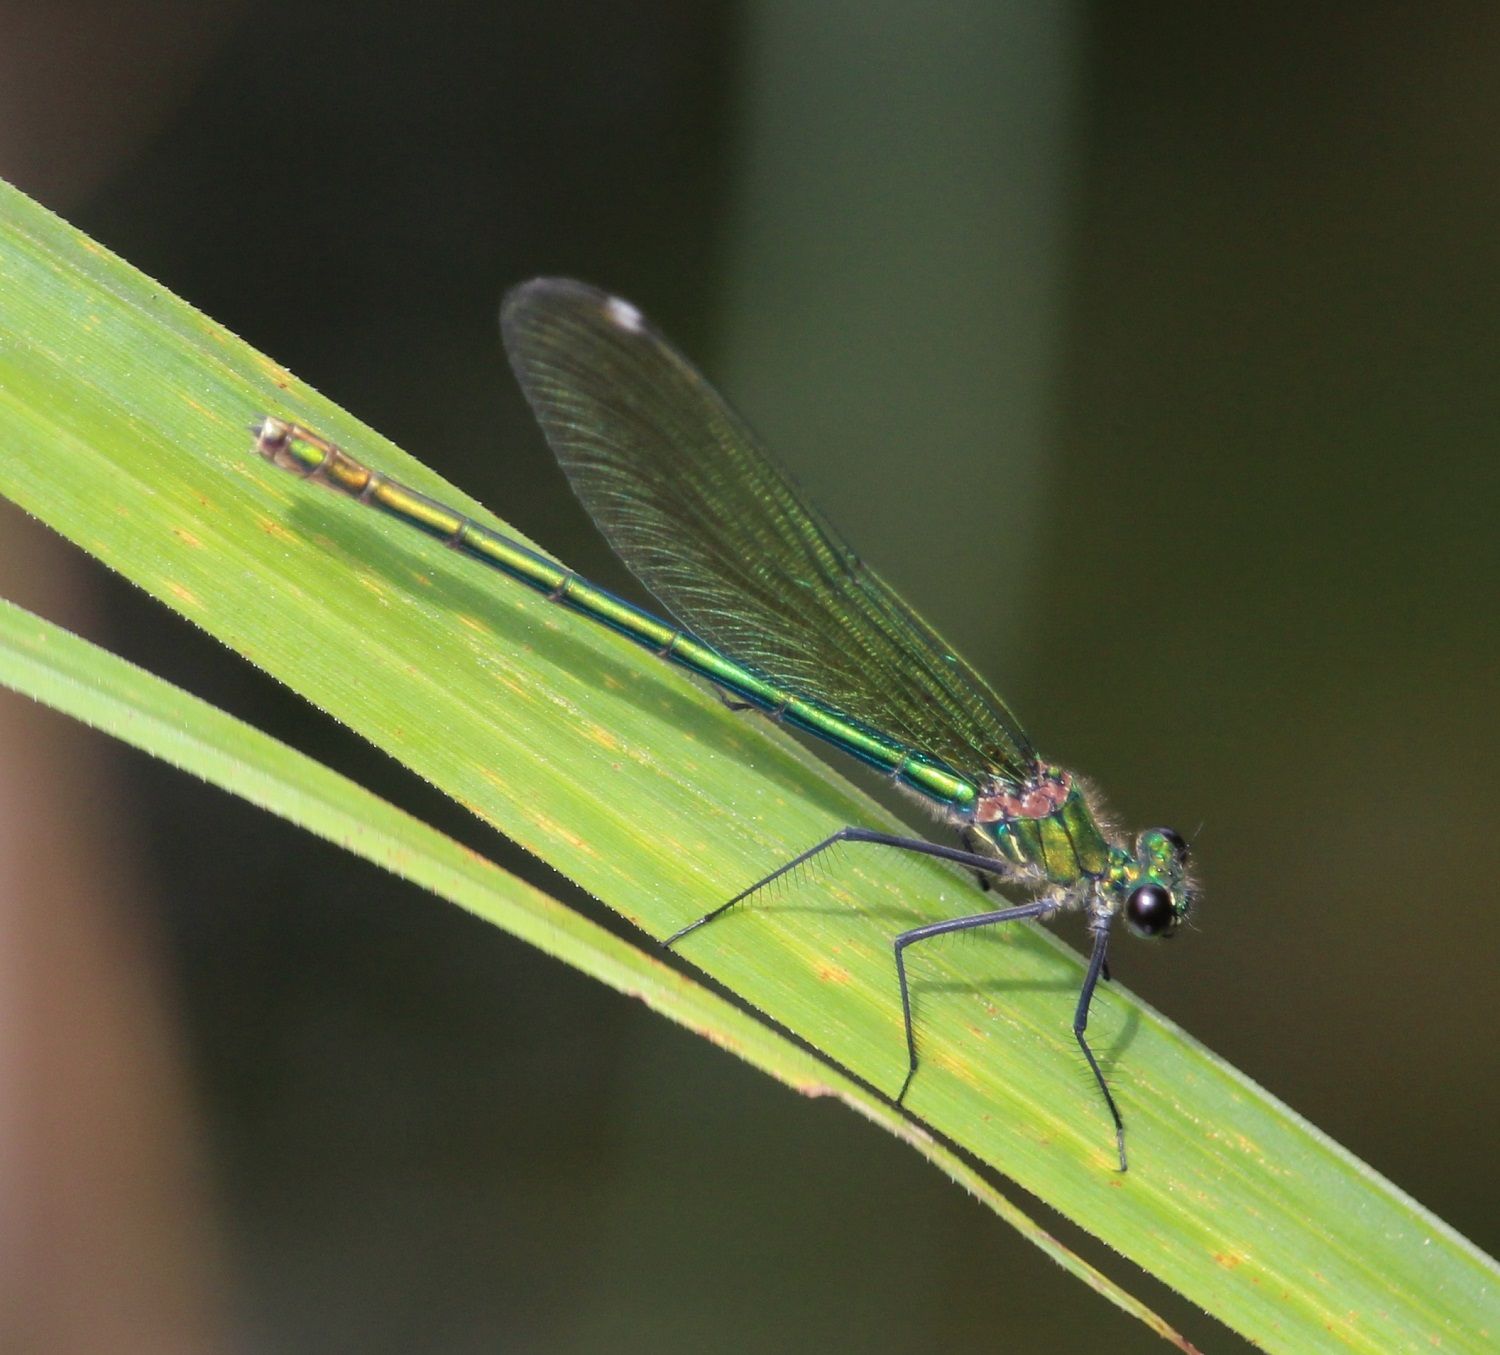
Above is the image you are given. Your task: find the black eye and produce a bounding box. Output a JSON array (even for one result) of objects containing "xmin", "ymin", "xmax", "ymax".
[
  {"xmin": 1157, "ymin": 827, "xmax": 1189, "ymax": 865},
  {"xmin": 1125, "ymin": 884, "xmax": 1176, "ymax": 938}
]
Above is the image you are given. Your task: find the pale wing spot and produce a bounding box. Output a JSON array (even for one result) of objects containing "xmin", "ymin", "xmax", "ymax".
[{"xmin": 603, "ymin": 296, "xmax": 644, "ymax": 332}]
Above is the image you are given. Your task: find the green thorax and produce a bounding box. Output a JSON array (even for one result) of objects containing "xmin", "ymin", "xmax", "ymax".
[{"xmin": 975, "ymin": 767, "xmax": 1113, "ymax": 885}]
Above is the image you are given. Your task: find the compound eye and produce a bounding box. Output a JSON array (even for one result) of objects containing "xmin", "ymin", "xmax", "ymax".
[
  {"xmin": 1157, "ymin": 827, "xmax": 1189, "ymax": 865},
  {"xmin": 1125, "ymin": 883, "xmax": 1176, "ymax": 938}
]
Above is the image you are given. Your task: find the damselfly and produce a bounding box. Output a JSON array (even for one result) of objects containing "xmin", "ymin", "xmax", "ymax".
[{"xmin": 252, "ymin": 278, "xmax": 1197, "ymax": 1170}]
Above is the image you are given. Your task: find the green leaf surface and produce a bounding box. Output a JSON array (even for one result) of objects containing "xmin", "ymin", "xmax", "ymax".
[
  {"xmin": 0, "ymin": 592, "xmax": 1191, "ymax": 1347},
  {"xmin": 0, "ymin": 178, "xmax": 1494, "ymax": 1352}
]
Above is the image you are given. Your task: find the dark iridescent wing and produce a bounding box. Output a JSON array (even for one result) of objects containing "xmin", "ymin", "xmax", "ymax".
[{"xmin": 500, "ymin": 277, "xmax": 1037, "ymax": 785}]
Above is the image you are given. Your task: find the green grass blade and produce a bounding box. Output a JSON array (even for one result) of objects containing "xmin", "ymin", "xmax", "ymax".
[
  {"xmin": 0, "ymin": 178, "xmax": 1494, "ymax": 1352},
  {"xmin": 0, "ymin": 594, "xmax": 1193, "ymax": 1350}
]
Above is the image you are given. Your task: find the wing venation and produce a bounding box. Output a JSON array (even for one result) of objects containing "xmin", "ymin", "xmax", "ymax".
[{"xmin": 500, "ymin": 278, "xmax": 1036, "ymax": 785}]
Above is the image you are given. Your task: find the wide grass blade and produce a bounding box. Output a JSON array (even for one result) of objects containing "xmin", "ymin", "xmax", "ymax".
[
  {"xmin": 0, "ymin": 596, "xmax": 1193, "ymax": 1349},
  {"xmin": 0, "ymin": 179, "xmax": 1494, "ymax": 1351}
]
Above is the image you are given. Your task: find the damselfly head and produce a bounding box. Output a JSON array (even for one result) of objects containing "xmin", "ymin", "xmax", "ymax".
[{"xmin": 1122, "ymin": 826, "xmax": 1195, "ymax": 939}]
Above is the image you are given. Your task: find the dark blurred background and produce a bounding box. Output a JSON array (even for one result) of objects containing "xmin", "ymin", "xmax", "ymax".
[{"xmin": 1, "ymin": 3, "xmax": 1496, "ymax": 1352}]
